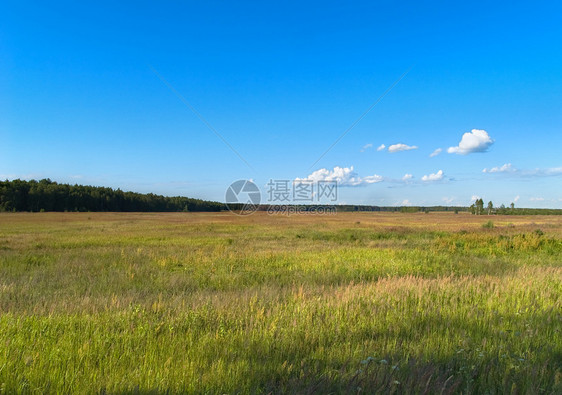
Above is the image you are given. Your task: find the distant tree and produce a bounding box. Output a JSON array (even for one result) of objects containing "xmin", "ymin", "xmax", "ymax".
[
  {"xmin": 487, "ymin": 201, "xmax": 494, "ymax": 215},
  {"xmin": 510, "ymin": 202, "xmax": 515, "ymax": 210},
  {"xmin": 476, "ymin": 199, "xmax": 484, "ymax": 215},
  {"xmin": 470, "ymin": 204, "xmax": 476, "ymax": 215}
]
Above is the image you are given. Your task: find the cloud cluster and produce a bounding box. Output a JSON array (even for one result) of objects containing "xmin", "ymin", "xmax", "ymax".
[
  {"xmin": 377, "ymin": 144, "xmax": 386, "ymax": 151},
  {"xmin": 388, "ymin": 143, "xmax": 418, "ymax": 153},
  {"xmin": 297, "ymin": 166, "xmax": 383, "ymax": 187},
  {"xmin": 421, "ymin": 170, "xmax": 444, "ymax": 182},
  {"xmin": 402, "ymin": 173, "xmax": 413, "ymax": 181},
  {"xmin": 448, "ymin": 129, "xmax": 494, "ymax": 155},
  {"xmin": 482, "ymin": 163, "xmax": 514, "ymax": 173}
]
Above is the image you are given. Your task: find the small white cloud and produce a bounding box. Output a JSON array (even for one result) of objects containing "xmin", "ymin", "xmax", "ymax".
[
  {"xmin": 429, "ymin": 148, "xmax": 442, "ymax": 158},
  {"xmin": 530, "ymin": 197, "xmax": 545, "ymax": 201},
  {"xmin": 0, "ymin": 173, "xmax": 44, "ymax": 180},
  {"xmin": 388, "ymin": 143, "xmax": 418, "ymax": 153},
  {"xmin": 483, "ymin": 163, "xmax": 514, "ymax": 173},
  {"xmin": 470, "ymin": 195, "xmax": 481, "ymax": 202},
  {"xmin": 376, "ymin": 144, "xmax": 386, "ymax": 151},
  {"xmin": 517, "ymin": 167, "xmax": 562, "ymax": 177},
  {"xmin": 360, "ymin": 143, "xmax": 373, "ymax": 152},
  {"xmin": 297, "ymin": 166, "xmax": 383, "ymax": 187},
  {"xmin": 402, "ymin": 173, "xmax": 413, "ymax": 181},
  {"xmin": 362, "ymin": 174, "xmax": 384, "ymax": 184},
  {"xmin": 401, "ymin": 199, "xmax": 411, "ymax": 206},
  {"xmin": 543, "ymin": 167, "xmax": 562, "ymax": 175},
  {"xmin": 448, "ymin": 129, "xmax": 494, "ymax": 155},
  {"xmin": 442, "ymin": 197, "xmax": 454, "ymax": 204},
  {"xmin": 477, "ymin": 165, "xmax": 562, "ymax": 178},
  {"xmin": 421, "ymin": 170, "xmax": 444, "ymax": 182},
  {"xmin": 513, "ymin": 195, "xmax": 520, "ymax": 203}
]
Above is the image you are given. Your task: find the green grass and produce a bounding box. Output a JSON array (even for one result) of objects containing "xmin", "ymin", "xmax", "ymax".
[{"xmin": 0, "ymin": 212, "xmax": 561, "ymax": 393}]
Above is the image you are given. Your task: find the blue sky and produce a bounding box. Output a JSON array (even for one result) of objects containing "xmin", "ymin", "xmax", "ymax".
[{"xmin": 1, "ymin": 1, "xmax": 561, "ymax": 207}]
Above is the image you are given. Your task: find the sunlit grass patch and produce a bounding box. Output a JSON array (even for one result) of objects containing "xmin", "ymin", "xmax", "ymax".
[{"xmin": 0, "ymin": 212, "xmax": 560, "ymax": 392}]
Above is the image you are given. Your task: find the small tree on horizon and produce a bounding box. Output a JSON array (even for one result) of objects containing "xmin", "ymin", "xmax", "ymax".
[{"xmin": 475, "ymin": 199, "xmax": 484, "ymax": 215}]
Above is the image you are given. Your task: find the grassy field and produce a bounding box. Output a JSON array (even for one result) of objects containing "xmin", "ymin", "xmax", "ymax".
[{"xmin": 0, "ymin": 212, "xmax": 561, "ymax": 393}]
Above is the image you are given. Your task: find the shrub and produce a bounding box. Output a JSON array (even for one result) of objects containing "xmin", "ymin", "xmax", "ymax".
[{"xmin": 534, "ymin": 229, "xmax": 544, "ymax": 236}]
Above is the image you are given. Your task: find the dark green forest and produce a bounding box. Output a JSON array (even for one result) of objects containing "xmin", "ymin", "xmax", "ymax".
[
  {"xmin": 1, "ymin": 179, "xmax": 561, "ymax": 214},
  {"xmin": 0, "ymin": 179, "xmax": 224, "ymax": 212}
]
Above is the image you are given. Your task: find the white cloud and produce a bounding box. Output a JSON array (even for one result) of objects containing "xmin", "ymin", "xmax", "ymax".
[
  {"xmin": 540, "ymin": 167, "xmax": 562, "ymax": 176},
  {"xmin": 388, "ymin": 143, "xmax": 418, "ymax": 153},
  {"xmin": 480, "ymin": 165, "xmax": 562, "ymax": 178},
  {"xmin": 442, "ymin": 197, "xmax": 454, "ymax": 204},
  {"xmin": 470, "ymin": 195, "xmax": 481, "ymax": 203},
  {"xmin": 421, "ymin": 170, "xmax": 444, "ymax": 182},
  {"xmin": 483, "ymin": 163, "xmax": 514, "ymax": 173},
  {"xmin": 510, "ymin": 166, "xmax": 562, "ymax": 177},
  {"xmin": 402, "ymin": 173, "xmax": 413, "ymax": 181},
  {"xmin": 297, "ymin": 166, "xmax": 383, "ymax": 187},
  {"xmin": 401, "ymin": 199, "xmax": 411, "ymax": 206},
  {"xmin": 358, "ymin": 174, "xmax": 383, "ymax": 185},
  {"xmin": 513, "ymin": 195, "xmax": 520, "ymax": 203},
  {"xmin": 376, "ymin": 144, "xmax": 386, "ymax": 151},
  {"xmin": 429, "ymin": 148, "xmax": 442, "ymax": 158},
  {"xmin": 530, "ymin": 197, "xmax": 545, "ymax": 201},
  {"xmin": 360, "ymin": 143, "xmax": 373, "ymax": 152},
  {"xmin": 0, "ymin": 173, "xmax": 44, "ymax": 180},
  {"xmin": 448, "ymin": 129, "xmax": 494, "ymax": 155},
  {"xmin": 361, "ymin": 174, "xmax": 384, "ymax": 184}
]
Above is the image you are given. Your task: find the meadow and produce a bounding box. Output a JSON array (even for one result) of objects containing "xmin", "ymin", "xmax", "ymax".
[{"xmin": 0, "ymin": 212, "xmax": 561, "ymax": 393}]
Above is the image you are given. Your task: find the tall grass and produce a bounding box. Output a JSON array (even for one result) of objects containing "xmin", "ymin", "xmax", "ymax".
[{"xmin": 0, "ymin": 212, "xmax": 560, "ymax": 393}]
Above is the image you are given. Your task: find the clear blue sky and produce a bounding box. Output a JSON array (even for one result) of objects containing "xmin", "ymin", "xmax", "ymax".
[{"xmin": 2, "ymin": 1, "xmax": 561, "ymax": 207}]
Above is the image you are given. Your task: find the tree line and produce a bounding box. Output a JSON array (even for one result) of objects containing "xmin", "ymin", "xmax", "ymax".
[
  {"xmin": 0, "ymin": 179, "xmax": 224, "ymax": 212},
  {"xmin": 2, "ymin": 179, "xmax": 561, "ymax": 214},
  {"xmin": 469, "ymin": 198, "xmax": 562, "ymax": 215}
]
